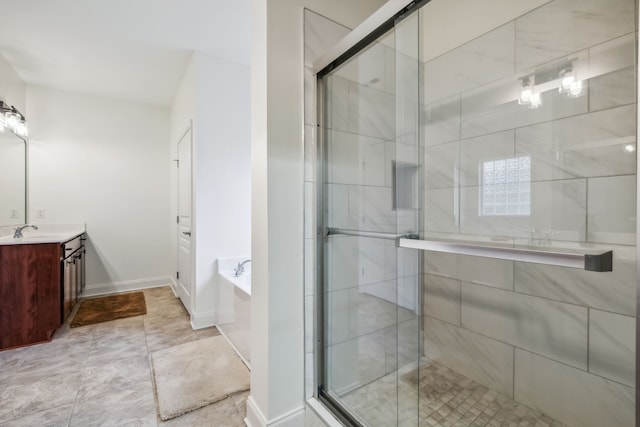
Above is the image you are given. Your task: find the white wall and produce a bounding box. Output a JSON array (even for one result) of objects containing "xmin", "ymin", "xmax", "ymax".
[
  {"xmin": 0, "ymin": 133, "xmax": 26, "ymax": 225},
  {"xmin": 26, "ymin": 85, "xmax": 173, "ymax": 294},
  {"xmin": 0, "ymin": 53, "xmax": 27, "ymax": 227},
  {"xmin": 193, "ymin": 53, "xmax": 251, "ymax": 316},
  {"xmin": 0, "ymin": 53, "xmax": 25, "ymax": 111},
  {"xmin": 249, "ymin": 1, "xmax": 387, "ymax": 426},
  {"xmin": 170, "ymin": 55, "xmax": 196, "ymax": 307},
  {"xmin": 170, "ymin": 53, "xmax": 251, "ymax": 328}
]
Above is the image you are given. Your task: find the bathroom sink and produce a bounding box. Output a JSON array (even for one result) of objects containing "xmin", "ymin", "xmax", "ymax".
[
  {"xmin": 21, "ymin": 234, "xmax": 66, "ymax": 238},
  {"xmin": 0, "ymin": 225, "xmax": 86, "ymax": 245},
  {"xmin": 0, "ymin": 233, "xmax": 69, "ymax": 244}
]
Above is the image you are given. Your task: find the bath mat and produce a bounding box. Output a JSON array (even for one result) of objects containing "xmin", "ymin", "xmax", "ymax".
[
  {"xmin": 70, "ymin": 292, "xmax": 147, "ymax": 327},
  {"xmin": 151, "ymin": 335, "xmax": 250, "ymax": 421}
]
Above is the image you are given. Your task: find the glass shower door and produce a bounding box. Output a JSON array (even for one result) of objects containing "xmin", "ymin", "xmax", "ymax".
[{"xmin": 319, "ymin": 22, "xmax": 422, "ymax": 426}]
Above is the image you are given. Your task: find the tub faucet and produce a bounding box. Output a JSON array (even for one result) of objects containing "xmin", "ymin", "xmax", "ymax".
[
  {"xmin": 14, "ymin": 224, "xmax": 38, "ymax": 238},
  {"xmin": 234, "ymin": 259, "xmax": 251, "ymax": 277}
]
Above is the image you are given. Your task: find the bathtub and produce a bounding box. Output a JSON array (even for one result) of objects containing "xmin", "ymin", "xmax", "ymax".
[{"xmin": 217, "ymin": 257, "xmax": 251, "ymax": 367}]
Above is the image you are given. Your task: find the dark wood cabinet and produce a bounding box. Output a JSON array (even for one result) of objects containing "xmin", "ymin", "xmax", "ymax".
[
  {"xmin": 0, "ymin": 233, "xmax": 86, "ymax": 350},
  {"xmin": 61, "ymin": 235, "xmax": 85, "ymax": 322},
  {"xmin": 0, "ymin": 243, "xmax": 62, "ymax": 350}
]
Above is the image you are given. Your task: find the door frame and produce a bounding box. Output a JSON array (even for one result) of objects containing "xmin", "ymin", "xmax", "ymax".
[{"xmin": 175, "ymin": 121, "xmax": 195, "ymax": 314}]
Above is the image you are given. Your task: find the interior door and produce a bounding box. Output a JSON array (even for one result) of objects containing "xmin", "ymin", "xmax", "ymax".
[{"xmin": 176, "ymin": 125, "xmax": 193, "ymax": 311}]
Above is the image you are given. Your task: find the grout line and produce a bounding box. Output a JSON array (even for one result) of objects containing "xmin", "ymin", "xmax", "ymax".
[
  {"xmin": 586, "ymin": 307, "xmax": 591, "ymax": 372},
  {"xmin": 585, "ymin": 177, "xmax": 590, "ymax": 243},
  {"xmin": 512, "ymin": 346, "xmax": 516, "ymax": 400},
  {"xmin": 66, "ymin": 328, "xmax": 95, "ymax": 427}
]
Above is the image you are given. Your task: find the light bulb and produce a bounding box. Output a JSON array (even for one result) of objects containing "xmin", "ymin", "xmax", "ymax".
[
  {"xmin": 560, "ymin": 75, "xmax": 575, "ymax": 92},
  {"xmin": 519, "ymin": 88, "xmax": 532, "ymax": 105},
  {"xmin": 624, "ymin": 144, "xmax": 635, "ymax": 153},
  {"xmin": 5, "ymin": 112, "xmax": 19, "ymax": 130},
  {"xmin": 518, "ymin": 76, "xmax": 535, "ymax": 106},
  {"xmin": 567, "ymin": 80, "xmax": 583, "ymax": 98},
  {"xmin": 529, "ymin": 92, "xmax": 542, "ymax": 109},
  {"xmin": 15, "ymin": 121, "xmax": 27, "ymax": 137}
]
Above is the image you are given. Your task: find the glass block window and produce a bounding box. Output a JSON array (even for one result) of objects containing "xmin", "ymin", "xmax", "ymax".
[{"xmin": 480, "ymin": 156, "xmax": 531, "ymax": 216}]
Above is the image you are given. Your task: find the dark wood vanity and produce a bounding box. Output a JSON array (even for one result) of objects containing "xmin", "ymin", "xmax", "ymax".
[{"xmin": 0, "ymin": 233, "xmax": 86, "ymax": 350}]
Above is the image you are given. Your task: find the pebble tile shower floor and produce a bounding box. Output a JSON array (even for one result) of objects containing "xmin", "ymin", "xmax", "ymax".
[
  {"xmin": 343, "ymin": 359, "xmax": 568, "ymax": 427},
  {"xmin": 0, "ymin": 287, "xmax": 248, "ymax": 426}
]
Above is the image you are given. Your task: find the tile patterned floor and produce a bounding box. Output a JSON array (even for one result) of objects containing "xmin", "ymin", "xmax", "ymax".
[
  {"xmin": 0, "ymin": 286, "xmax": 248, "ymax": 427},
  {"xmin": 342, "ymin": 358, "xmax": 568, "ymax": 427}
]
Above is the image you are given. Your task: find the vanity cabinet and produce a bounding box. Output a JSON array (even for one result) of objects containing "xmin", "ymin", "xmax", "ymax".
[
  {"xmin": 0, "ymin": 233, "xmax": 86, "ymax": 350},
  {"xmin": 0, "ymin": 243, "xmax": 62, "ymax": 349},
  {"xmin": 62, "ymin": 235, "xmax": 85, "ymax": 321}
]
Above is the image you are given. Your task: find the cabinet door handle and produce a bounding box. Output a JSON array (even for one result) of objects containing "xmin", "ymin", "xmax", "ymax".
[{"xmin": 182, "ymin": 231, "xmax": 191, "ymax": 236}]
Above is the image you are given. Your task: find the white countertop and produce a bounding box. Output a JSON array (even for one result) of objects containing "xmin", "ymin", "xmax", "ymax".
[{"xmin": 0, "ymin": 224, "xmax": 86, "ymax": 245}]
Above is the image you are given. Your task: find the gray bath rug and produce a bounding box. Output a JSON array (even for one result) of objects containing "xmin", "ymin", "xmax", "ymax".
[{"xmin": 151, "ymin": 335, "xmax": 250, "ymax": 421}]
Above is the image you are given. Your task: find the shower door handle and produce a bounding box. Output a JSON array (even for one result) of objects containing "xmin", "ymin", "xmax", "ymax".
[{"xmin": 398, "ymin": 238, "xmax": 612, "ymax": 272}]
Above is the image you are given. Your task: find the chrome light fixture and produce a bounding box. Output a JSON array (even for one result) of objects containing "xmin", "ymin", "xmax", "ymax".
[
  {"xmin": 0, "ymin": 100, "xmax": 28, "ymax": 137},
  {"xmin": 518, "ymin": 76, "xmax": 542, "ymax": 109},
  {"xmin": 558, "ymin": 66, "xmax": 584, "ymax": 98},
  {"xmin": 518, "ymin": 60, "xmax": 586, "ymax": 110}
]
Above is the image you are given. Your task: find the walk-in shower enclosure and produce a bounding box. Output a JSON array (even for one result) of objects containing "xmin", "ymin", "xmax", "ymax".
[{"xmin": 316, "ymin": 0, "xmax": 638, "ymax": 426}]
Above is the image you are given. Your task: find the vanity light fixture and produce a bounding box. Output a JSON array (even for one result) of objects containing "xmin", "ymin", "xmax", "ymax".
[
  {"xmin": 0, "ymin": 100, "xmax": 28, "ymax": 138},
  {"xmin": 518, "ymin": 76, "xmax": 533, "ymax": 105},
  {"xmin": 518, "ymin": 60, "xmax": 587, "ymax": 109},
  {"xmin": 558, "ymin": 66, "xmax": 584, "ymax": 98},
  {"xmin": 518, "ymin": 76, "xmax": 542, "ymax": 109}
]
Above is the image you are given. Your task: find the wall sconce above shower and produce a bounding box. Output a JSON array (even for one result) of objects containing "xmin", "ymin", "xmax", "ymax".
[
  {"xmin": 518, "ymin": 76, "xmax": 542, "ymax": 109},
  {"xmin": 558, "ymin": 65, "xmax": 584, "ymax": 97},
  {"xmin": 518, "ymin": 59, "xmax": 585, "ymax": 109},
  {"xmin": 0, "ymin": 100, "xmax": 28, "ymax": 138}
]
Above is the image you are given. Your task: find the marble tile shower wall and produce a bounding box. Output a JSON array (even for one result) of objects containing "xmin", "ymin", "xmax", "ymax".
[{"xmin": 421, "ymin": 1, "xmax": 636, "ymax": 426}]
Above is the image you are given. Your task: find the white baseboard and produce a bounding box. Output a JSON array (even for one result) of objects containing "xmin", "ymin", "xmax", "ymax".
[
  {"xmin": 190, "ymin": 309, "xmax": 217, "ymax": 330},
  {"xmin": 245, "ymin": 396, "xmax": 305, "ymax": 427},
  {"xmin": 82, "ymin": 276, "xmax": 174, "ymax": 297},
  {"xmin": 245, "ymin": 396, "xmax": 263, "ymax": 427},
  {"xmin": 168, "ymin": 281, "xmax": 179, "ymax": 297}
]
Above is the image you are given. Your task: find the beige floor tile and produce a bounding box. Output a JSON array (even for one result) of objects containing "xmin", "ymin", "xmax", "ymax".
[
  {"xmin": 77, "ymin": 355, "xmax": 153, "ymax": 403},
  {"xmin": 158, "ymin": 395, "xmax": 245, "ymax": 427},
  {"xmin": 0, "ymin": 286, "xmax": 248, "ymax": 426},
  {"xmin": 70, "ymin": 396, "xmax": 158, "ymax": 427},
  {"xmin": 86, "ymin": 334, "xmax": 148, "ymax": 366},
  {"xmin": 1, "ymin": 403, "xmax": 74, "ymax": 427},
  {"xmin": 194, "ymin": 326, "xmax": 221, "ymax": 340},
  {"xmin": 0, "ymin": 346, "xmax": 32, "ymax": 385},
  {"xmin": 0, "ymin": 371, "xmax": 83, "ymax": 423}
]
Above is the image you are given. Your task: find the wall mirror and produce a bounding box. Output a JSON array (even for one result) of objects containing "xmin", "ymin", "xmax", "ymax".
[{"xmin": 0, "ymin": 131, "xmax": 26, "ymax": 226}]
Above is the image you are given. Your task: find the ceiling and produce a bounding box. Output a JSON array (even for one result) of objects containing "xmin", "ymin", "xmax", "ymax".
[{"xmin": 0, "ymin": 0, "xmax": 251, "ymax": 108}]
